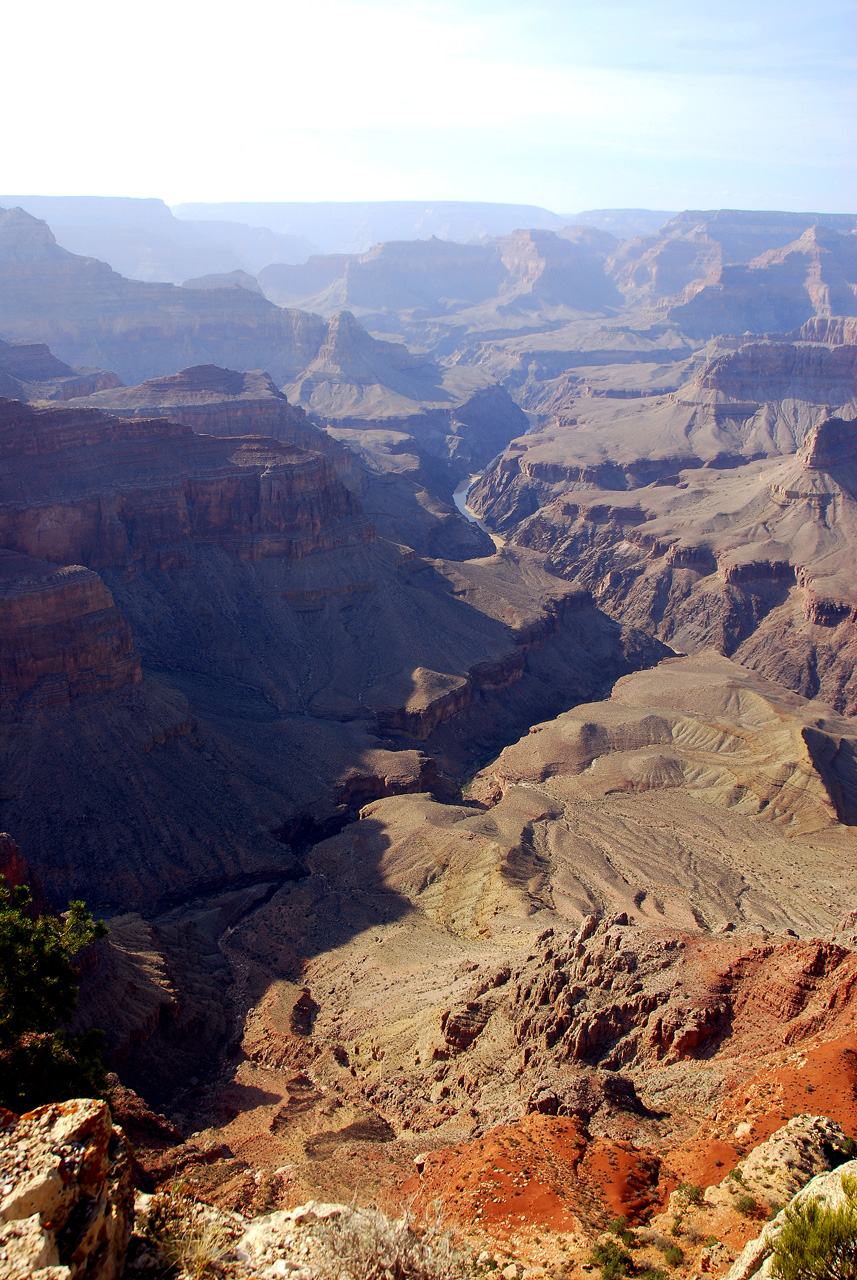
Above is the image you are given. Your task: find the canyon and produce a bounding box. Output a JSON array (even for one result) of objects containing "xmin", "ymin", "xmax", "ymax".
[{"xmin": 0, "ymin": 199, "xmax": 856, "ymax": 1280}]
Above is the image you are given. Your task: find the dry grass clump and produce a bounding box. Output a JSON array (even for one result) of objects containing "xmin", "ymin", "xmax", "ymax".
[
  {"xmin": 140, "ymin": 1180, "xmax": 234, "ymax": 1279},
  {"xmin": 312, "ymin": 1202, "xmax": 476, "ymax": 1280}
]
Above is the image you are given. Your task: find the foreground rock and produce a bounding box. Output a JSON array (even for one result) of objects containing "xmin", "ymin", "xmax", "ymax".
[
  {"xmin": 129, "ymin": 1191, "xmax": 475, "ymax": 1279},
  {"xmin": 0, "ymin": 1099, "xmax": 132, "ymax": 1280},
  {"xmin": 724, "ymin": 1155, "xmax": 857, "ymax": 1280}
]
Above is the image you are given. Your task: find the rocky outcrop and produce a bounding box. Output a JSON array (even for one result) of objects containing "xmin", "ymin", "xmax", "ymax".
[
  {"xmin": 0, "ymin": 552, "xmax": 140, "ymax": 708},
  {"xmin": 608, "ymin": 210, "xmax": 857, "ymax": 305},
  {"xmin": 259, "ymin": 227, "xmax": 619, "ymax": 327},
  {"xmin": 181, "ymin": 269, "xmax": 263, "ymax": 293},
  {"xmin": 0, "ymin": 1098, "xmax": 132, "ymax": 1279},
  {"xmin": 668, "ymin": 225, "xmax": 857, "ymax": 338},
  {"xmin": 693, "ymin": 340, "xmax": 857, "ymax": 410},
  {"xmin": 798, "ymin": 316, "xmax": 857, "ymax": 344},
  {"xmin": 471, "ymin": 409, "xmax": 857, "ymax": 712},
  {"xmin": 69, "ymin": 364, "xmax": 325, "ymax": 450},
  {"xmin": 0, "ymin": 194, "xmax": 317, "ymax": 283},
  {"xmin": 500, "ymin": 923, "xmax": 857, "ymax": 1079},
  {"xmin": 260, "ymin": 236, "xmax": 508, "ymax": 317},
  {"xmin": 723, "ymin": 1156, "xmax": 857, "ymax": 1280},
  {"xmin": 0, "ymin": 337, "xmax": 121, "ymax": 403},
  {"xmin": 0, "ymin": 398, "xmax": 370, "ymax": 572},
  {"xmin": 707, "ymin": 1115, "xmax": 855, "ymax": 1211}
]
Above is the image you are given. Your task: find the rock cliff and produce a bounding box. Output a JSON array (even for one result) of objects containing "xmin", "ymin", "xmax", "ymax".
[
  {"xmin": 258, "ymin": 228, "xmax": 620, "ymax": 330},
  {"xmin": 469, "ymin": 401, "xmax": 857, "ymax": 712},
  {"xmin": 0, "ymin": 337, "xmax": 121, "ymax": 403},
  {"xmin": 284, "ymin": 310, "xmax": 527, "ymax": 477},
  {"xmin": 0, "ymin": 398, "xmax": 366, "ymax": 570},
  {"xmin": 608, "ymin": 209, "xmax": 857, "ymax": 305},
  {"xmin": 667, "ymin": 225, "xmax": 857, "ymax": 338},
  {"xmin": 0, "ymin": 552, "xmax": 140, "ymax": 709},
  {"xmin": 69, "ymin": 364, "xmax": 321, "ymax": 449}
]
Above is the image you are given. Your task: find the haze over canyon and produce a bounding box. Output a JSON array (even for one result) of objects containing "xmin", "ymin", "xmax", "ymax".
[{"xmin": 0, "ymin": 193, "xmax": 856, "ymax": 1280}]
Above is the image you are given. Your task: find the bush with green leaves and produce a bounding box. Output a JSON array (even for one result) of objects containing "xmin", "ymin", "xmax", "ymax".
[
  {"xmin": 0, "ymin": 877, "xmax": 108, "ymax": 1112},
  {"xmin": 736, "ymin": 1193, "xmax": 760, "ymax": 1217},
  {"xmin": 663, "ymin": 1245, "xmax": 684, "ymax": 1267},
  {"xmin": 772, "ymin": 1174, "xmax": 857, "ymax": 1280},
  {"xmin": 591, "ymin": 1238, "xmax": 634, "ymax": 1280},
  {"xmin": 610, "ymin": 1216, "xmax": 638, "ymax": 1248}
]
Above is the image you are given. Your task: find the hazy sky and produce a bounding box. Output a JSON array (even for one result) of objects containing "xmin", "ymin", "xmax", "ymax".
[{"xmin": 7, "ymin": 0, "xmax": 855, "ymax": 212}]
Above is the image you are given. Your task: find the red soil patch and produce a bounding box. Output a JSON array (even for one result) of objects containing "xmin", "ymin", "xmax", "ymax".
[
  {"xmin": 402, "ymin": 1112, "xmax": 661, "ymax": 1248},
  {"xmin": 667, "ymin": 1033, "xmax": 857, "ymax": 1186},
  {"xmin": 580, "ymin": 1140, "xmax": 664, "ymax": 1220}
]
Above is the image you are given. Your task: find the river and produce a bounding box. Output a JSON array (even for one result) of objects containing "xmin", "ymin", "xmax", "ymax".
[{"xmin": 452, "ymin": 473, "xmax": 497, "ymax": 539}]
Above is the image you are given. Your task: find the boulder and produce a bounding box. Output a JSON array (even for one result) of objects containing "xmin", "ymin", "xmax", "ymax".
[{"xmin": 0, "ymin": 1098, "xmax": 132, "ymax": 1280}]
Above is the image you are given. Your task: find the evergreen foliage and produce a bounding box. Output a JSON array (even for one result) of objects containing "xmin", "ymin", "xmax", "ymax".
[
  {"xmin": 0, "ymin": 877, "xmax": 108, "ymax": 1112},
  {"xmin": 772, "ymin": 1175, "xmax": 857, "ymax": 1280}
]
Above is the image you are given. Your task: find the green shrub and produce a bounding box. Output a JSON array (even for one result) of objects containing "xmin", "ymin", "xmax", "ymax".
[
  {"xmin": 663, "ymin": 1246, "xmax": 684, "ymax": 1267},
  {"xmin": 609, "ymin": 1218, "xmax": 637, "ymax": 1248},
  {"xmin": 0, "ymin": 877, "xmax": 107, "ymax": 1112},
  {"xmin": 677, "ymin": 1182, "xmax": 703, "ymax": 1205},
  {"xmin": 736, "ymin": 1194, "xmax": 759, "ymax": 1217},
  {"xmin": 591, "ymin": 1238, "xmax": 634, "ymax": 1280},
  {"xmin": 637, "ymin": 1270, "xmax": 668, "ymax": 1280},
  {"xmin": 771, "ymin": 1176, "xmax": 857, "ymax": 1280}
]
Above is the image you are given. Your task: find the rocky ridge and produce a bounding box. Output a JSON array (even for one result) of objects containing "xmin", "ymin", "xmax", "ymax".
[
  {"xmin": 0, "ymin": 205, "xmax": 328, "ymax": 385},
  {"xmin": 0, "ymin": 337, "xmax": 120, "ymax": 403},
  {"xmin": 69, "ymin": 365, "xmax": 319, "ymax": 449}
]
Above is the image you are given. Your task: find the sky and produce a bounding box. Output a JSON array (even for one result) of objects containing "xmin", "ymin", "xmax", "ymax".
[{"xmin": 6, "ymin": 0, "xmax": 856, "ymax": 213}]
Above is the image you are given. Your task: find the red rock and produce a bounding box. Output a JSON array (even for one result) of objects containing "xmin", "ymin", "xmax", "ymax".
[
  {"xmin": 0, "ymin": 397, "xmax": 372, "ymax": 572},
  {"xmin": 0, "ymin": 551, "xmax": 140, "ymax": 707},
  {"xmin": 70, "ymin": 364, "xmax": 324, "ymax": 452}
]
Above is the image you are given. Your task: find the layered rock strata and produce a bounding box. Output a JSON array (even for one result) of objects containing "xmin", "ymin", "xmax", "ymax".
[
  {"xmin": 0, "ymin": 337, "xmax": 120, "ymax": 403},
  {"xmin": 69, "ymin": 364, "xmax": 322, "ymax": 450},
  {"xmin": 667, "ymin": 224, "xmax": 857, "ymax": 338},
  {"xmin": 0, "ymin": 398, "xmax": 367, "ymax": 571},
  {"xmin": 0, "ymin": 552, "xmax": 140, "ymax": 708},
  {"xmin": 471, "ymin": 415, "xmax": 857, "ymax": 713}
]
